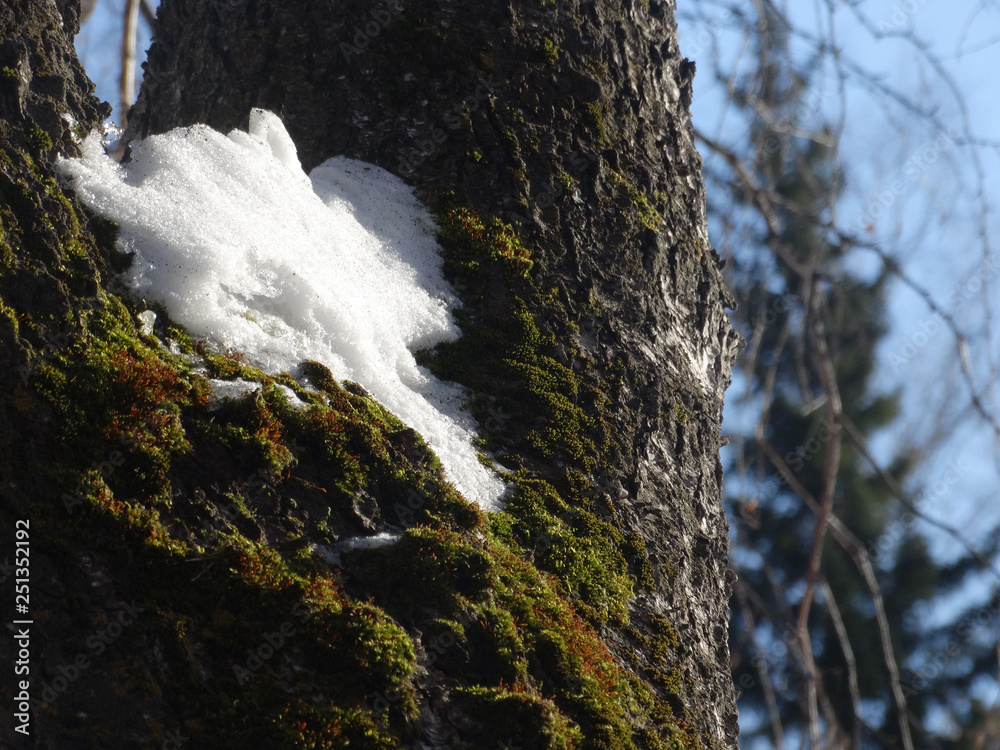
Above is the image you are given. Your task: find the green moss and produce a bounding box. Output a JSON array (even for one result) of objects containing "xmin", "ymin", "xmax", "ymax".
[
  {"xmin": 32, "ymin": 303, "xmax": 200, "ymax": 495},
  {"xmin": 672, "ymin": 403, "xmax": 695, "ymax": 424},
  {"xmin": 352, "ymin": 527, "xmax": 662, "ymax": 748},
  {"xmin": 27, "ymin": 124, "xmax": 53, "ymax": 152},
  {"xmin": 0, "ymin": 297, "xmax": 17, "ymax": 336},
  {"xmin": 353, "ymin": 527, "xmax": 494, "ymax": 613},
  {"xmin": 586, "ymin": 57, "xmax": 609, "ymax": 80},
  {"xmin": 5, "ymin": 101, "xmax": 705, "ymax": 746},
  {"xmin": 436, "ymin": 203, "xmax": 533, "ymax": 278},
  {"xmin": 610, "ymin": 171, "xmax": 664, "ymax": 232},
  {"xmin": 420, "ymin": 297, "xmax": 596, "ymax": 468},
  {"xmin": 235, "ymin": 700, "xmax": 401, "ymax": 748},
  {"xmin": 0, "ymin": 65, "xmax": 17, "ymax": 79},
  {"xmin": 165, "ymin": 324, "xmax": 196, "ymax": 353},
  {"xmin": 52, "ymin": 472, "xmax": 421, "ymax": 745},
  {"xmin": 540, "ymin": 37, "xmax": 560, "ymax": 63},
  {"xmin": 207, "ymin": 386, "xmax": 296, "ymax": 476},
  {"xmin": 623, "ymin": 531, "xmax": 656, "ymax": 590},
  {"xmin": 489, "ymin": 474, "xmax": 634, "ymax": 625},
  {"xmin": 648, "ymin": 613, "xmax": 680, "ymax": 659},
  {"xmin": 583, "ymin": 102, "xmax": 611, "ymax": 148},
  {"xmin": 453, "ymin": 685, "xmax": 583, "ymax": 749},
  {"xmin": 198, "ymin": 344, "xmax": 266, "ymax": 381}
]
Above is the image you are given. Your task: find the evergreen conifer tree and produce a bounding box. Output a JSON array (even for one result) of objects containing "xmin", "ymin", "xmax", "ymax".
[{"xmin": 704, "ymin": 8, "xmax": 995, "ymax": 748}]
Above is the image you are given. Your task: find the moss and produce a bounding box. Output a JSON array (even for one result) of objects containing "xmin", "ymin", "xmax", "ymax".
[
  {"xmin": 540, "ymin": 37, "xmax": 560, "ymax": 63},
  {"xmin": 648, "ymin": 613, "xmax": 680, "ymax": 659},
  {"xmin": 489, "ymin": 474, "xmax": 634, "ymax": 625},
  {"xmin": 165, "ymin": 324, "xmax": 196, "ymax": 353},
  {"xmin": 586, "ymin": 57, "xmax": 609, "ymax": 80},
  {"xmin": 557, "ymin": 171, "xmax": 576, "ymax": 193},
  {"xmin": 419, "ymin": 276, "xmax": 597, "ymax": 470},
  {"xmin": 610, "ymin": 171, "xmax": 664, "ymax": 232},
  {"xmin": 0, "ymin": 296, "xmax": 18, "ymax": 336},
  {"xmin": 3, "ymin": 77, "xmax": 706, "ymax": 745},
  {"xmin": 452, "ymin": 685, "xmax": 583, "ymax": 749},
  {"xmin": 415, "ymin": 165, "xmax": 708, "ymax": 743},
  {"xmin": 352, "ymin": 527, "xmax": 494, "ymax": 614},
  {"xmin": 672, "ymin": 403, "xmax": 695, "ymax": 425},
  {"xmin": 435, "ymin": 201, "xmax": 533, "ymax": 278},
  {"xmin": 32, "ymin": 302, "xmax": 200, "ymax": 496},
  {"xmin": 207, "ymin": 386, "xmax": 296, "ymax": 476},
  {"xmin": 51, "ymin": 475, "xmax": 421, "ymax": 745},
  {"xmin": 255, "ymin": 701, "xmax": 402, "ymax": 748},
  {"xmin": 352, "ymin": 527, "xmax": 665, "ymax": 748},
  {"xmin": 27, "ymin": 124, "xmax": 53, "ymax": 152},
  {"xmin": 583, "ymin": 102, "xmax": 611, "ymax": 148},
  {"xmin": 198, "ymin": 344, "xmax": 266, "ymax": 381},
  {"xmin": 24, "ymin": 321, "xmax": 435, "ymax": 738},
  {"xmin": 0, "ymin": 65, "xmax": 17, "ymax": 80}
]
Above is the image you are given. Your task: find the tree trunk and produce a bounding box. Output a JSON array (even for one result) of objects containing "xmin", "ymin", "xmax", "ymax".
[{"xmin": 1, "ymin": 0, "xmax": 741, "ymax": 748}]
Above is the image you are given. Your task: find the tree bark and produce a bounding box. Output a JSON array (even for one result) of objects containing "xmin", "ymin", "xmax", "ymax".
[
  {"xmin": 1, "ymin": 0, "xmax": 741, "ymax": 747},
  {"xmin": 129, "ymin": 0, "xmax": 743, "ymax": 744}
]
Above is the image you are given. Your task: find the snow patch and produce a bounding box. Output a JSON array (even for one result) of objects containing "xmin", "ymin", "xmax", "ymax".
[
  {"xmin": 273, "ymin": 383, "xmax": 309, "ymax": 411},
  {"xmin": 58, "ymin": 110, "xmax": 504, "ymax": 507},
  {"xmin": 136, "ymin": 309, "xmax": 156, "ymax": 336},
  {"xmin": 310, "ymin": 532, "xmax": 401, "ymax": 567},
  {"xmin": 207, "ymin": 379, "xmax": 262, "ymax": 411}
]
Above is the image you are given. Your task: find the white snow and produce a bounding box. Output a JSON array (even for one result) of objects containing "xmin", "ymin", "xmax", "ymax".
[
  {"xmin": 58, "ymin": 109, "xmax": 504, "ymax": 508},
  {"xmin": 136, "ymin": 309, "xmax": 156, "ymax": 336},
  {"xmin": 273, "ymin": 383, "xmax": 309, "ymax": 411},
  {"xmin": 206, "ymin": 379, "xmax": 262, "ymax": 411},
  {"xmin": 310, "ymin": 532, "xmax": 402, "ymax": 567}
]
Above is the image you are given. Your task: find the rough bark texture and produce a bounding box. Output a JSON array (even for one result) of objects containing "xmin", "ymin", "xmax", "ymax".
[{"xmin": 1, "ymin": 0, "xmax": 740, "ymax": 748}]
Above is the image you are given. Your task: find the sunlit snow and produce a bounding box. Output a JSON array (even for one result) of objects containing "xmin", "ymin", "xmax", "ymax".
[{"xmin": 58, "ymin": 109, "xmax": 505, "ymax": 507}]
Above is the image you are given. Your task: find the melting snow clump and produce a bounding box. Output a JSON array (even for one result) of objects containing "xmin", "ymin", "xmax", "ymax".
[{"xmin": 58, "ymin": 110, "xmax": 504, "ymax": 508}]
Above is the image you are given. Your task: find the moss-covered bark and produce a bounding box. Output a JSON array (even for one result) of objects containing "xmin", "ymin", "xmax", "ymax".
[{"xmin": 1, "ymin": 0, "xmax": 741, "ymax": 748}]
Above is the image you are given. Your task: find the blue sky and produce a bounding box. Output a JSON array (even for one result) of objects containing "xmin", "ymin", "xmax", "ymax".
[{"xmin": 677, "ymin": 1, "xmax": 1000, "ymax": 566}]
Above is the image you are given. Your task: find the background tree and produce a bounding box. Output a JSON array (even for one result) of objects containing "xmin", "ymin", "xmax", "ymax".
[{"xmin": 679, "ymin": 1, "xmax": 1000, "ymax": 748}]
